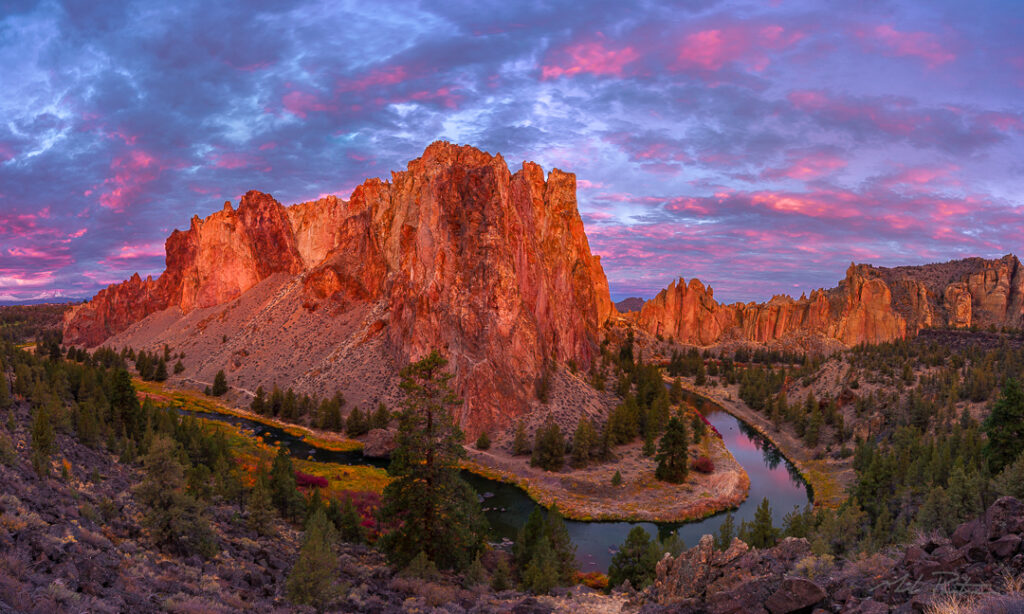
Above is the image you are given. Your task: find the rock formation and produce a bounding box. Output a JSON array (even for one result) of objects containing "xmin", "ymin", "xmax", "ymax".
[
  {"xmin": 63, "ymin": 142, "xmax": 614, "ymax": 433},
  {"xmin": 638, "ymin": 255, "xmax": 1024, "ymax": 349}
]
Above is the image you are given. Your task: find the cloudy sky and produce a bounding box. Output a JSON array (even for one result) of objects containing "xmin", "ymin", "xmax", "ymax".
[{"xmin": 1, "ymin": 0, "xmax": 1021, "ymax": 304}]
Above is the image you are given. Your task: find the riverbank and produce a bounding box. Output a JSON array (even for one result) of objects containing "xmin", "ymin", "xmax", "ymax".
[
  {"xmin": 463, "ymin": 425, "xmax": 750, "ymax": 523},
  {"xmin": 133, "ymin": 379, "xmax": 365, "ymax": 452},
  {"xmin": 675, "ymin": 379, "xmax": 852, "ymax": 508}
]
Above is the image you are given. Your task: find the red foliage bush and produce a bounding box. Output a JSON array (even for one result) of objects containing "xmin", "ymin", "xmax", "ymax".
[
  {"xmin": 293, "ymin": 470, "xmax": 328, "ymax": 489},
  {"xmin": 692, "ymin": 456, "xmax": 714, "ymax": 473}
]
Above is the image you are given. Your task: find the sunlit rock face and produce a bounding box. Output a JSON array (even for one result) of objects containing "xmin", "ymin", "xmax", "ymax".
[
  {"xmin": 638, "ymin": 255, "xmax": 1023, "ymax": 348},
  {"xmin": 63, "ymin": 142, "xmax": 614, "ymax": 433}
]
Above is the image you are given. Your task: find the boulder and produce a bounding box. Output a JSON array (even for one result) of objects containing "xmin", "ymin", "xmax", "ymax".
[{"xmin": 763, "ymin": 577, "xmax": 827, "ymax": 614}]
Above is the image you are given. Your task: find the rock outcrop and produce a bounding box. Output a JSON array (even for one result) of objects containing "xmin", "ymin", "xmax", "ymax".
[
  {"xmin": 639, "ymin": 255, "xmax": 1023, "ymax": 349},
  {"xmin": 638, "ymin": 497, "xmax": 1024, "ymax": 613},
  {"xmin": 63, "ymin": 142, "xmax": 614, "ymax": 433}
]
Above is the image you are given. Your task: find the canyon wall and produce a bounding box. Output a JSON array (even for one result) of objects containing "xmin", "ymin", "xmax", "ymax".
[{"xmin": 639, "ymin": 255, "xmax": 1024, "ymax": 348}]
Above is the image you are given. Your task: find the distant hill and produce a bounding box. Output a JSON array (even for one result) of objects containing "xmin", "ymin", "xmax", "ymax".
[{"xmin": 615, "ymin": 297, "xmax": 646, "ymax": 312}]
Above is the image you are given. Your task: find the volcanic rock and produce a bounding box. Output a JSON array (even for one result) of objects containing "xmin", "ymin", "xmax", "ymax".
[
  {"xmin": 63, "ymin": 142, "xmax": 614, "ymax": 434},
  {"xmin": 638, "ymin": 255, "xmax": 1023, "ymax": 348}
]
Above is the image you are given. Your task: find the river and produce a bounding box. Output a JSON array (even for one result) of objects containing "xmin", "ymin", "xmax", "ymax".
[{"xmin": 183, "ymin": 391, "xmax": 810, "ymax": 573}]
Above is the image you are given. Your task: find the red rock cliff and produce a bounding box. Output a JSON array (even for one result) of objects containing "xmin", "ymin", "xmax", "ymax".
[
  {"xmin": 63, "ymin": 142, "xmax": 613, "ymax": 432},
  {"xmin": 639, "ymin": 255, "xmax": 1023, "ymax": 348}
]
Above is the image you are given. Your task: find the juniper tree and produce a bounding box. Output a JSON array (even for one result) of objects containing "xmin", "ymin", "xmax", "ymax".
[
  {"xmin": 608, "ymin": 526, "xmax": 660, "ymax": 590},
  {"xmin": 531, "ymin": 417, "xmax": 565, "ymax": 471},
  {"xmin": 378, "ymin": 350, "xmax": 487, "ymax": 571},
  {"xmin": 211, "ymin": 370, "xmax": 228, "ymax": 396}
]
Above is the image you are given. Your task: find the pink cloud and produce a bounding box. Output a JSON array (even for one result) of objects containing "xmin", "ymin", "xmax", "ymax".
[
  {"xmin": 99, "ymin": 150, "xmax": 163, "ymax": 212},
  {"xmin": 337, "ymin": 66, "xmax": 409, "ymax": 92},
  {"xmin": 858, "ymin": 24, "xmax": 955, "ymax": 68},
  {"xmin": 879, "ymin": 164, "xmax": 960, "ymax": 188},
  {"xmin": 101, "ymin": 242, "xmax": 164, "ymax": 269},
  {"xmin": 282, "ymin": 90, "xmax": 336, "ymax": 118},
  {"xmin": 674, "ymin": 23, "xmax": 804, "ymax": 72},
  {"xmin": 541, "ymin": 38, "xmax": 641, "ymax": 79},
  {"xmin": 208, "ymin": 151, "xmax": 261, "ymax": 170},
  {"xmin": 762, "ymin": 150, "xmax": 847, "ymax": 180}
]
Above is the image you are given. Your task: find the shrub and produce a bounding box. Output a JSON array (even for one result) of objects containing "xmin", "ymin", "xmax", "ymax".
[
  {"xmin": 294, "ymin": 471, "xmax": 328, "ymax": 489},
  {"xmin": 611, "ymin": 470, "xmax": 622, "ymax": 486},
  {"xmin": 692, "ymin": 456, "xmax": 714, "ymax": 473},
  {"xmin": 475, "ymin": 431, "xmax": 491, "ymax": 450}
]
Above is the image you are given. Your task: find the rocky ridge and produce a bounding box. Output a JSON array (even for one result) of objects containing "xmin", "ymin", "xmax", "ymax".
[
  {"xmin": 637, "ymin": 255, "xmax": 1024, "ymax": 350},
  {"xmin": 633, "ymin": 497, "xmax": 1024, "ymax": 613},
  {"xmin": 63, "ymin": 142, "xmax": 613, "ymax": 434}
]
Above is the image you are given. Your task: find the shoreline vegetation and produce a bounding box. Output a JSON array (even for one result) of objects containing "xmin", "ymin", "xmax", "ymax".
[
  {"xmin": 676, "ymin": 378, "xmax": 851, "ymax": 508},
  {"xmin": 138, "ymin": 378, "xmax": 753, "ymax": 523}
]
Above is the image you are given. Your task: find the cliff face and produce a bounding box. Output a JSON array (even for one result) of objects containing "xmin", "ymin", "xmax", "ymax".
[
  {"xmin": 639, "ymin": 256, "xmax": 1023, "ymax": 348},
  {"xmin": 63, "ymin": 142, "xmax": 613, "ymax": 432}
]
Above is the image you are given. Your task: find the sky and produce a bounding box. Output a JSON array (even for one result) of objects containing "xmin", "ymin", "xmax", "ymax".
[{"xmin": 1, "ymin": 0, "xmax": 1022, "ymax": 304}]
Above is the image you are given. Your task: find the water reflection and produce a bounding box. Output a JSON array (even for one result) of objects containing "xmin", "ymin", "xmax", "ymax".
[{"xmin": 179, "ymin": 392, "xmax": 812, "ymax": 573}]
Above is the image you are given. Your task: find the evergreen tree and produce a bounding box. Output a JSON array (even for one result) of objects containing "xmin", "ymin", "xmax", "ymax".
[
  {"xmin": 30, "ymin": 405, "xmax": 55, "ymax": 477},
  {"xmin": 513, "ymin": 507, "xmax": 546, "ymax": 571},
  {"xmin": 0, "ymin": 365, "xmax": 11, "ymax": 410},
  {"xmin": 984, "ymin": 378, "xmax": 1024, "ymax": 473},
  {"xmin": 338, "ymin": 496, "xmax": 366, "ymax": 544},
  {"xmin": 512, "ymin": 420, "xmax": 531, "ymax": 456},
  {"xmin": 490, "ymin": 556, "xmax": 512, "ymax": 591},
  {"xmin": 270, "ymin": 446, "xmax": 305, "ymax": 521},
  {"xmin": 695, "ymin": 361, "xmax": 707, "ymax": 386},
  {"xmin": 286, "ymin": 509, "xmax": 340, "ymax": 612},
  {"xmin": 545, "ymin": 505, "xmax": 577, "ymax": 585},
  {"xmin": 248, "ymin": 467, "xmax": 276, "ymax": 537},
  {"xmin": 211, "ymin": 370, "xmax": 228, "ymax": 396},
  {"xmin": 715, "ymin": 512, "xmax": 736, "ymax": 550},
  {"xmin": 994, "ymin": 450, "xmax": 1024, "ymax": 499},
  {"xmin": 611, "ymin": 470, "xmax": 622, "ymax": 486},
  {"xmin": 642, "ymin": 429, "xmax": 656, "ymax": 457},
  {"xmin": 251, "ymin": 386, "xmax": 266, "ymax": 414},
  {"xmin": 475, "ymin": 431, "xmax": 491, "ymax": 450},
  {"xmin": 154, "ymin": 358, "xmax": 168, "ymax": 382},
  {"xmin": 655, "ymin": 416, "xmax": 689, "ymax": 483},
  {"xmin": 370, "ymin": 403, "xmax": 390, "ymax": 430},
  {"xmin": 378, "ymin": 350, "xmax": 487, "ymax": 571},
  {"xmin": 740, "ymin": 498, "xmax": 779, "ymax": 549},
  {"xmin": 608, "ymin": 526, "xmax": 660, "ymax": 590},
  {"xmin": 531, "ymin": 417, "xmax": 565, "ymax": 471},
  {"xmin": 521, "ymin": 537, "xmax": 558, "ymax": 593},
  {"xmin": 134, "ymin": 435, "xmax": 217, "ymax": 557},
  {"xmin": 571, "ymin": 417, "xmax": 596, "ymax": 468},
  {"xmin": 345, "ymin": 406, "xmax": 368, "ymax": 437}
]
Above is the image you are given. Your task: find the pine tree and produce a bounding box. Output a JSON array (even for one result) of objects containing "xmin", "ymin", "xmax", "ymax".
[
  {"xmin": 571, "ymin": 417, "xmax": 596, "ymax": 468},
  {"xmin": 512, "ymin": 420, "xmax": 531, "ymax": 456},
  {"xmin": 134, "ymin": 435, "xmax": 217, "ymax": 557},
  {"xmin": 522, "ymin": 537, "xmax": 558, "ymax": 593},
  {"xmin": 490, "ymin": 556, "xmax": 512, "ymax": 591},
  {"xmin": 513, "ymin": 507, "xmax": 546, "ymax": 571},
  {"xmin": 545, "ymin": 505, "xmax": 577, "ymax": 585},
  {"xmin": 715, "ymin": 512, "xmax": 736, "ymax": 550},
  {"xmin": 30, "ymin": 405, "xmax": 55, "ymax": 477},
  {"xmin": 531, "ymin": 417, "xmax": 565, "ymax": 471},
  {"xmin": 154, "ymin": 358, "xmax": 168, "ymax": 382},
  {"xmin": 475, "ymin": 431, "xmax": 491, "ymax": 450},
  {"xmin": 655, "ymin": 416, "xmax": 689, "ymax": 483},
  {"xmin": 370, "ymin": 403, "xmax": 390, "ymax": 430},
  {"xmin": 611, "ymin": 470, "xmax": 622, "ymax": 486},
  {"xmin": 994, "ymin": 450, "xmax": 1024, "ymax": 499},
  {"xmin": 345, "ymin": 406, "xmax": 368, "ymax": 437},
  {"xmin": 0, "ymin": 364, "xmax": 11, "ymax": 410},
  {"xmin": 378, "ymin": 350, "xmax": 487, "ymax": 571},
  {"xmin": 270, "ymin": 446, "xmax": 305, "ymax": 521},
  {"xmin": 251, "ymin": 386, "xmax": 266, "ymax": 414},
  {"xmin": 984, "ymin": 378, "xmax": 1024, "ymax": 473},
  {"xmin": 741, "ymin": 498, "xmax": 779, "ymax": 549},
  {"xmin": 211, "ymin": 370, "xmax": 228, "ymax": 396},
  {"xmin": 338, "ymin": 496, "xmax": 366, "ymax": 544},
  {"xmin": 286, "ymin": 509, "xmax": 340, "ymax": 611},
  {"xmin": 248, "ymin": 468, "xmax": 276, "ymax": 536},
  {"xmin": 608, "ymin": 526, "xmax": 660, "ymax": 590}
]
